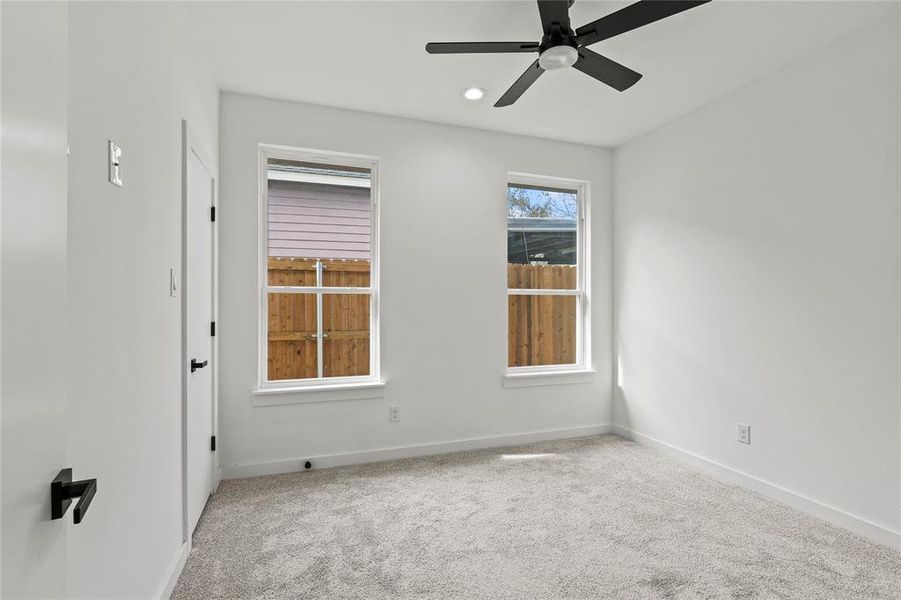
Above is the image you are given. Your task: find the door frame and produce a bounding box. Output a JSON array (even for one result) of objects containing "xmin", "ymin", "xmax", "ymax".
[{"xmin": 180, "ymin": 120, "xmax": 218, "ymax": 542}]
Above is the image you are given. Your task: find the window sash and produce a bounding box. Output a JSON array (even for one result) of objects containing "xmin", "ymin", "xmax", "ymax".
[
  {"xmin": 507, "ymin": 288, "xmax": 581, "ymax": 296},
  {"xmin": 265, "ymin": 288, "xmax": 374, "ymax": 381},
  {"xmin": 506, "ymin": 293, "xmax": 583, "ymax": 372},
  {"xmin": 266, "ymin": 286, "xmax": 372, "ymax": 295}
]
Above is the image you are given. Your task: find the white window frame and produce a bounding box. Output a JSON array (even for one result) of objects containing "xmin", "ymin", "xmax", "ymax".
[
  {"xmin": 257, "ymin": 144, "xmax": 380, "ymax": 392},
  {"xmin": 506, "ymin": 172, "xmax": 590, "ymax": 376}
]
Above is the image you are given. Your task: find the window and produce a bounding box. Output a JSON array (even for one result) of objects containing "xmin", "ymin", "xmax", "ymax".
[
  {"xmin": 259, "ymin": 146, "xmax": 379, "ymax": 390},
  {"xmin": 507, "ymin": 175, "xmax": 588, "ymax": 373}
]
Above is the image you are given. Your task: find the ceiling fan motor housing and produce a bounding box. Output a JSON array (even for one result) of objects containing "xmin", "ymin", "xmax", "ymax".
[{"xmin": 538, "ymin": 25, "xmax": 578, "ymax": 70}]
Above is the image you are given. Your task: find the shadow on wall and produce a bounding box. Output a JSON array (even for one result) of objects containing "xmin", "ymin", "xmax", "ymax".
[{"xmin": 613, "ymin": 313, "xmax": 764, "ymax": 442}]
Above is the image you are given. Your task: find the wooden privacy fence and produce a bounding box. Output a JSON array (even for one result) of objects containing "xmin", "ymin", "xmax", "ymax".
[
  {"xmin": 507, "ymin": 264, "xmax": 577, "ymax": 368},
  {"xmin": 267, "ymin": 258, "xmax": 578, "ymax": 380},
  {"xmin": 268, "ymin": 258, "xmax": 371, "ymax": 380}
]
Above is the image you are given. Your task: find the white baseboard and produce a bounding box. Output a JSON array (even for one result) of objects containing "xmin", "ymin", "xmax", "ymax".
[
  {"xmin": 156, "ymin": 539, "xmax": 191, "ymax": 600},
  {"xmin": 612, "ymin": 425, "xmax": 900, "ymax": 551},
  {"xmin": 222, "ymin": 423, "xmax": 612, "ymax": 479}
]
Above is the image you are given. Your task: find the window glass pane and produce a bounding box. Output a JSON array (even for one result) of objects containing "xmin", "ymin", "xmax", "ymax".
[
  {"xmin": 267, "ymin": 259, "xmax": 318, "ymax": 286},
  {"xmin": 267, "ymin": 292, "xmax": 318, "ymax": 380},
  {"xmin": 508, "ymin": 294, "xmax": 577, "ymax": 367},
  {"xmin": 321, "ymin": 260, "xmax": 370, "ymax": 288},
  {"xmin": 267, "ymin": 158, "xmax": 372, "ymax": 287},
  {"xmin": 507, "ymin": 184, "xmax": 577, "ymax": 289},
  {"xmin": 507, "ymin": 263, "xmax": 577, "ymax": 291},
  {"xmin": 322, "ymin": 293, "xmax": 370, "ymax": 378}
]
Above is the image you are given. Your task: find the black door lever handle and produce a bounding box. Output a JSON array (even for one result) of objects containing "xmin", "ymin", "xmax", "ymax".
[
  {"xmin": 191, "ymin": 359, "xmax": 208, "ymax": 373},
  {"xmin": 51, "ymin": 468, "xmax": 97, "ymax": 524}
]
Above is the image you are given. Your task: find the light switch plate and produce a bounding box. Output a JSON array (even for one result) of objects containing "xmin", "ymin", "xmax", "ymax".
[{"xmin": 108, "ymin": 140, "xmax": 123, "ymax": 187}]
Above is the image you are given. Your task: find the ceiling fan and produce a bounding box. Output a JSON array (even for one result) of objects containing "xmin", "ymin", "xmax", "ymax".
[{"xmin": 425, "ymin": 0, "xmax": 711, "ymax": 107}]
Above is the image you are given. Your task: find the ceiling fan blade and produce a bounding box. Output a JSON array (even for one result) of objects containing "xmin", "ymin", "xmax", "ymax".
[
  {"xmin": 537, "ymin": 0, "xmax": 571, "ymax": 33},
  {"xmin": 576, "ymin": 0, "xmax": 711, "ymax": 47},
  {"xmin": 426, "ymin": 42, "xmax": 539, "ymax": 54},
  {"xmin": 573, "ymin": 48, "xmax": 642, "ymax": 92},
  {"xmin": 494, "ymin": 60, "xmax": 544, "ymax": 107}
]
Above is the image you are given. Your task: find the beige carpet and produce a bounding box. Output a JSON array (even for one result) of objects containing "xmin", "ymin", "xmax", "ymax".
[{"xmin": 173, "ymin": 435, "xmax": 900, "ymax": 599}]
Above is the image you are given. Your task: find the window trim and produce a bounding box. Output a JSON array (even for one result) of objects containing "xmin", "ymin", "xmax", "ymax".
[
  {"xmin": 257, "ymin": 144, "xmax": 381, "ymax": 393},
  {"xmin": 506, "ymin": 172, "xmax": 591, "ymax": 376}
]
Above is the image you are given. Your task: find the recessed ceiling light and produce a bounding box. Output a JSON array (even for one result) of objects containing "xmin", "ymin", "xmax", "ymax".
[{"xmin": 462, "ymin": 87, "xmax": 486, "ymax": 101}]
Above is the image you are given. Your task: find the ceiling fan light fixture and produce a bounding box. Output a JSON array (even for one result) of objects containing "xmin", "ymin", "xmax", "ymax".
[
  {"xmin": 538, "ymin": 45, "xmax": 578, "ymax": 71},
  {"xmin": 426, "ymin": 0, "xmax": 712, "ymax": 107},
  {"xmin": 462, "ymin": 87, "xmax": 486, "ymax": 100}
]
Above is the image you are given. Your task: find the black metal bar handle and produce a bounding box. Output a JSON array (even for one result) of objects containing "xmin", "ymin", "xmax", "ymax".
[
  {"xmin": 51, "ymin": 468, "xmax": 98, "ymax": 524},
  {"xmin": 70, "ymin": 479, "xmax": 97, "ymax": 524},
  {"xmin": 191, "ymin": 359, "xmax": 208, "ymax": 373}
]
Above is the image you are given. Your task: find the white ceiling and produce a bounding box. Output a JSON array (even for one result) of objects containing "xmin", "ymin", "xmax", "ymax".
[{"xmin": 187, "ymin": 1, "xmax": 893, "ymax": 147}]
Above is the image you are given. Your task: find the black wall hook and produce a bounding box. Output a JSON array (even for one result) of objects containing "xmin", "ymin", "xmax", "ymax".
[{"xmin": 51, "ymin": 468, "xmax": 97, "ymax": 524}]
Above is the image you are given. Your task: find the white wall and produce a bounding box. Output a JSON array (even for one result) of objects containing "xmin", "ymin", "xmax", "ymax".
[
  {"xmin": 66, "ymin": 3, "xmax": 218, "ymax": 597},
  {"xmin": 614, "ymin": 17, "xmax": 900, "ymax": 545},
  {"xmin": 1, "ymin": 2, "xmax": 69, "ymax": 597},
  {"xmin": 219, "ymin": 93, "xmax": 612, "ymax": 474}
]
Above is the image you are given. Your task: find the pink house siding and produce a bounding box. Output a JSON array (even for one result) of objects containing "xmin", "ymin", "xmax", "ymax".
[{"xmin": 267, "ymin": 180, "xmax": 371, "ymax": 259}]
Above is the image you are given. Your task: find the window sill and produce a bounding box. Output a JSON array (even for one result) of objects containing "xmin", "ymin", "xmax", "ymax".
[
  {"xmin": 503, "ymin": 369, "xmax": 596, "ymax": 389},
  {"xmin": 252, "ymin": 381, "xmax": 386, "ymax": 406}
]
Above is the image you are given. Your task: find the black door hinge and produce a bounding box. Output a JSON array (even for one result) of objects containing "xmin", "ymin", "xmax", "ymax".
[
  {"xmin": 210, "ymin": 435, "xmax": 216, "ymax": 452},
  {"xmin": 210, "ymin": 206, "xmax": 216, "ymax": 222},
  {"xmin": 210, "ymin": 321, "xmax": 216, "ymax": 336}
]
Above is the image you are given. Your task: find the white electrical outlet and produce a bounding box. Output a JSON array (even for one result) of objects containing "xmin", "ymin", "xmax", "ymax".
[
  {"xmin": 389, "ymin": 405, "xmax": 400, "ymax": 422},
  {"xmin": 737, "ymin": 423, "xmax": 751, "ymax": 445}
]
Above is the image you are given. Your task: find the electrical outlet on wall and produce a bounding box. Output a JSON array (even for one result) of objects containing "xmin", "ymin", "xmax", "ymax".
[
  {"xmin": 389, "ymin": 405, "xmax": 400, "ymax": 423},
  {"xmin": 737, "ymin": 423, "xmax": 751, "ymax": 445}
]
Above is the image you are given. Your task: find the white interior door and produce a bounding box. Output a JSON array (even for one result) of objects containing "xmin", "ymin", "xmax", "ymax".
[
  {"xmin": 184, "ymin": 124, "xmax": 215, "ymax": 536},
  {"xmin": 1, "ymin": 1, "xmax": 70, "ymax": 596}
]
